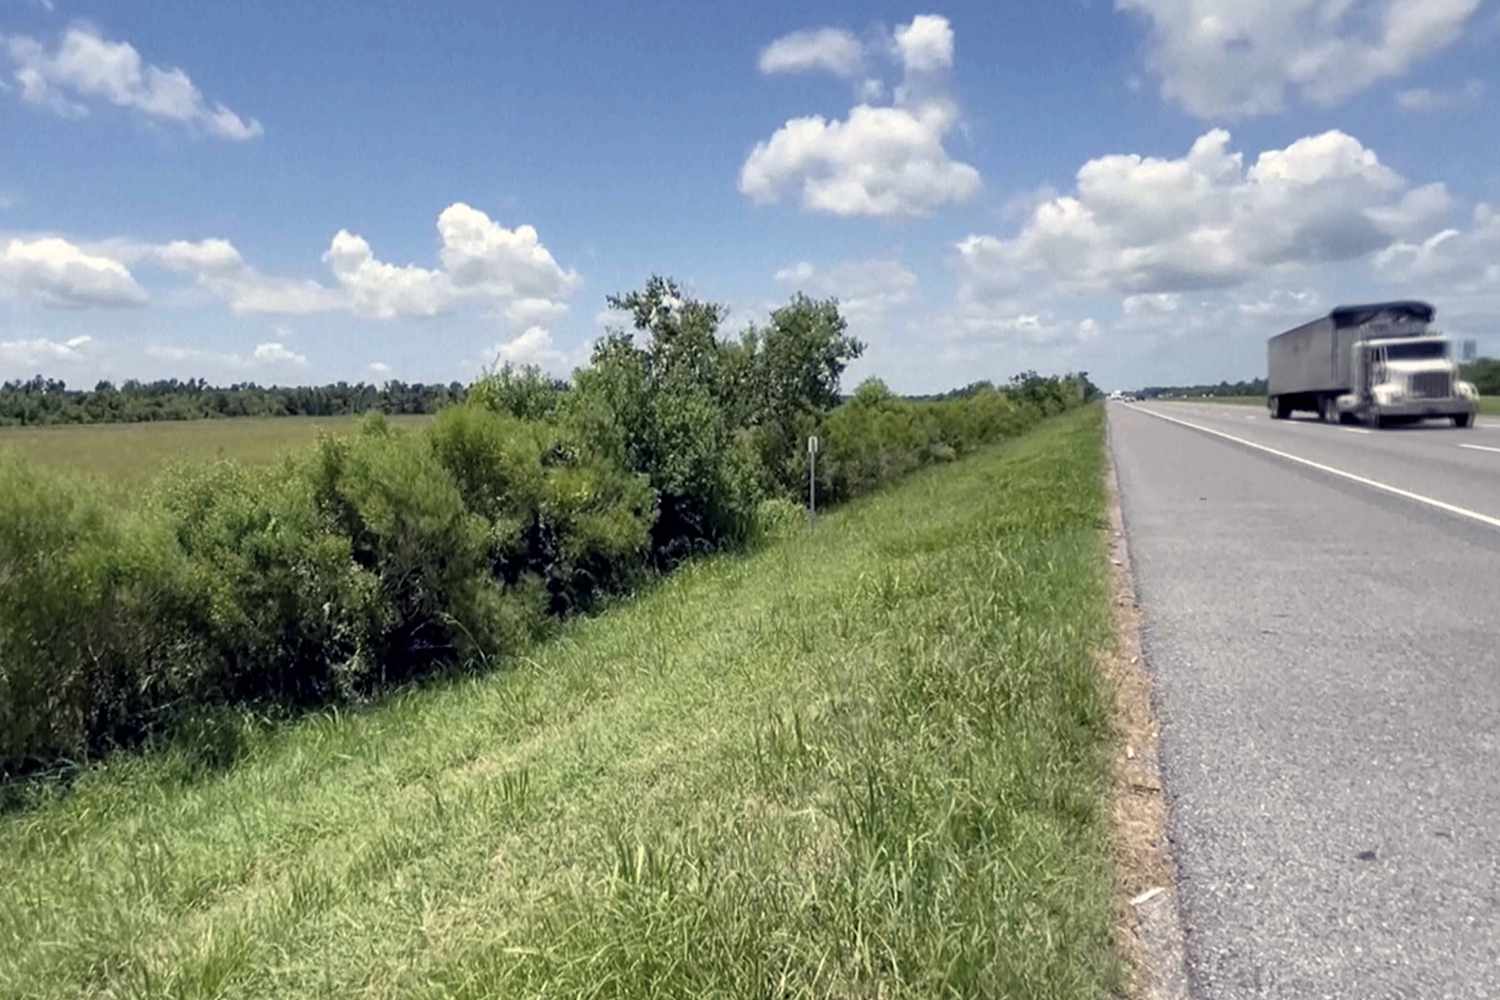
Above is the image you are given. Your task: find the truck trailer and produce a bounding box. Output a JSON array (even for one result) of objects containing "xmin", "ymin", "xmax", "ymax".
[{"xmin": 1266, "ymin": 301, "xmax": 1478, "ymax": 428}]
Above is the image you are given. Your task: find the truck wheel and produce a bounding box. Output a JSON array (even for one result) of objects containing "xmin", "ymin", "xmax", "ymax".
[
  {"xmin": 1453, "ymin": 413, "xmax": 1472, "ymax": 429},
  {"xmin": 1320, "ymin": 397, "xmax": 1337, "ymax": 423}
]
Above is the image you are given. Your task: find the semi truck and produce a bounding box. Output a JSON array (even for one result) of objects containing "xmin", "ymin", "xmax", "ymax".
[{"xmin": 1266, "ymin": 301, "xmax": 1478, "ymax": 428}]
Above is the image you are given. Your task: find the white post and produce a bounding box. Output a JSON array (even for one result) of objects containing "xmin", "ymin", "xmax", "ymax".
[{"xmin": 807, "ymin": 434, "xmax": 819, "ymax": 526}]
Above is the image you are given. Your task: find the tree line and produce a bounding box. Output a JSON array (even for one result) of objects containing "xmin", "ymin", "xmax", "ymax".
[
  {"xmin": 0, "ymin": 377, "xmax": 464, "ymax": 426},
  {"xmin": 1, "ymin": 276, "xmax": 1096, "ymax": 775}
]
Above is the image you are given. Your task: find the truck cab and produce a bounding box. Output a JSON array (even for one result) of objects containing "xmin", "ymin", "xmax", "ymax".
[{"xmin": 1343, "ymin": 335, "xmax": 1478, "ymax": 428}]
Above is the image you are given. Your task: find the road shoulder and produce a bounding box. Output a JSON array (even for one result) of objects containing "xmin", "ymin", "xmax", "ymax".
[{"xmin": 1104, "ymin": 418, "xmax": 1193, "ymax": 1000}]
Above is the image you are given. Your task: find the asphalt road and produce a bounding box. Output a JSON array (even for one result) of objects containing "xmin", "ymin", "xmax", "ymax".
[{"xmin": 1109, "ymin": 400, "xmax": 1500, "ymax": 999}]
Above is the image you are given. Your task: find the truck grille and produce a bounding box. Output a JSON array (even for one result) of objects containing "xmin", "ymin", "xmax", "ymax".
[{"xmin": 1409, "ymin": 372, "xmax": 1452, "ymax": 398}]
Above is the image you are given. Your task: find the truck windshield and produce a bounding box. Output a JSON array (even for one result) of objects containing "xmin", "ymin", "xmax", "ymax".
[{"xmin": 1383, "ymin": 341, "xmax": 1449, "ymax": 361}]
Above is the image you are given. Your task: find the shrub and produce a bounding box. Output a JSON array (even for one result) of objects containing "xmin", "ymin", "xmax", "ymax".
[
  {"xmin": 304, "ymin": 421, "xmax": 518, "ymax": 683},
  {"xmin": 150, "ymin": 459, "xmax": 383, "ymax": 704},
  {"xmin": 0, "ymin": 457, "xmax": 215, "ymax": 765},
  {"xmin": 751, "ymin": 497, "xmax": 805, "ymax": 544}
]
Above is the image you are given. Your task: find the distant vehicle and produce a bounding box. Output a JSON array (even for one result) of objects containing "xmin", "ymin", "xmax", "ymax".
[{"xmin": 1266, "ymin": 301, "xmax": 1478, "ymax": 428}]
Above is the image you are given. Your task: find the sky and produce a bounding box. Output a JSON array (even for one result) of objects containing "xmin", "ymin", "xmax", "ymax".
[{"xmin": 2, "ymin": 0, "xmax": 1499, "ymax": 393}]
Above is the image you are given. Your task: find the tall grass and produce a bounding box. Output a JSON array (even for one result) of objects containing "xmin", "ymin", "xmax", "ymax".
[{"xmin": 0, "ymin": 406, "xmax": 1117, "ymax": 999}]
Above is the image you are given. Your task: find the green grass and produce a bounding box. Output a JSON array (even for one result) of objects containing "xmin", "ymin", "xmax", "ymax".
[
  {"xmin": 0, "ymin": 414, "xmax": 434, "ymax": 485},
  {"xmin": 0, "ymin": 406, "xmax": 1118, "ymax": 999},
  {"xmin": 1158, "ymin": 395, "xmax": 1262, "ymax": 406},
  {"xmin": 1480, "ymin": 397, "xmax": 1499, "ymax": 416}
]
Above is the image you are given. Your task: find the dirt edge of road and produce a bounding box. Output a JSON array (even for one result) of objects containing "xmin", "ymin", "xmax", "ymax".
[{"xmin": 1102, "ymin": 422, "xmax": 1193, "ymax": 1000}]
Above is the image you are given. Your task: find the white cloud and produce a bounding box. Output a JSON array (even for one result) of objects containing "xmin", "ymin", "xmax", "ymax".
[
  {"xmin": 740, "ymin": 101, "xmax": 979, "ymax": 217},
  {"xmin": 504, "ymin": 296, "xmax": 568, "ymax": 328},
  {"xmin": 132, "ymin": 203, "xmax": 577, "ymax": 320},
  {"xmin": 436, "ymin": 203, "xmax": 578, "ymax": 301},
  {"xmin": 1, "ymin": 236, "xmax": 147, "ymax": 307},
  {"xmin": 1395, "ymin": 78, "xmax": 1485, "ymax": 111},
  {"xmin": 368, "ymin": 361, "xmax": 392, "ymax": 377},
  {"xmin": 956, "ymin": 129, "xmax": 1449, "ymax": 302},
  {"xmin": 773, "ymin": 258, "xmax": 918, "ymax": 324},
  {"xmin": 146, "ymin": 340, "xmax": 308, "ymax": 372},
  {"xmin": 4, "ymin": 26, "xmax": 263, "ymax": 139},
  {"xmin": 774, "ymin": 261, "xmax": 815, "ymax": 284},
  {"xmin": 1374, "ymin": 203, "xmax": 1500, "ymax": 291},
  {"xmin": 0, "ymin": 334, "xmax": 92, "ymax": 368},
  {"xmin": 742, "ymin": 14, "xmax": 978, "ymax": 218},
  {"xmin": 893, "ymin": 14, "xmax": 954, "ymax": 73},
  {"xmin": 324, "ymin": 230, "xmax": 451, "ymax": 320},
  {"xmin": 251, "ymin": 341, "xmax": 307, "ymax": 367},
  {"xmin": 147, "ymin": 237, "xmax": 344, "ymax": 315},
  {"xmin": 942, "ymin": 305, "xmax": 1102, "ymax": 347},
  {"xmin": 1122, "ymin": 293, "xmax": 1181, "ymax": 316},
  {"xmin": 1117, "ymin": 0, "xmax": 1483, "ymax": 118},
  {"xmin": 758, "ymin": 27, "xmax": 864, "ymax": 77},
  {"xmin": 490, "ymin": 326, "xmax": 568, "ymax": 371}
]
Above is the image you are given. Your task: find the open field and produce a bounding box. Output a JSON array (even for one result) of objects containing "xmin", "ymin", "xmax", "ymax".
[
  {"xmin": 0, "ymin": 406, "xmax": 1118, "ymax": 999},
  {"xmin": 0, "ymin": 414, "xmax": 434, "ymax": 485},
  {"xmin": 1482, "ymin": 397, "xmax": 1500, "ymax": 415}
]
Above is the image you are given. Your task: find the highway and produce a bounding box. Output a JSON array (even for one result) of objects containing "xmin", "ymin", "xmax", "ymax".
[{"xmin": 1109, "ymin": 400, "xmax": 1500, "ymax": 999}]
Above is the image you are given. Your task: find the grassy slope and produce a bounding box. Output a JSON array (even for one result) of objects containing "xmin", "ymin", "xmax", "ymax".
[
  {"xmin": 0, "ymin": 414, "xmax": 434, "ymax": 485},
  {"xmin": 0, "ymin": 406, "xmax": 1117, "ymax": 1000}
]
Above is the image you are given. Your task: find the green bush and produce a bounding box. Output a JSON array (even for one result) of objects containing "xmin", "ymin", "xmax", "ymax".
[
  {"xmin": 304, "ymin": 420, "xmax": 518, "ymax": 683},
  {"xmin": 0, "ymin": 457, "xmax": 215, "ymax": 765},
  {"xmin": 150, "ymin": 459, "xmax": 382, "ymax": 704},
  {"xmin": 0, "ymin": 274, "xmax": 1091, "ymax": 775}
]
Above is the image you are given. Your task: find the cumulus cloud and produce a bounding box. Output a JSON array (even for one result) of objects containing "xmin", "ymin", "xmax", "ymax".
[
  {"xmin": 147, "ymin": 238, "xmax": 344, "ymax": 315},
  {"xmin": 1374, "ymin": 203, "xmax": 1500, "ymax": 291},
  {"xmin": 956, "ymin": 129, "xmax": 1449, "ymax": 303},
  {"xmin": 0, "ymin": 334, "xmax": 92, "ymax": 367},
  {"xmin": 490, "ymin": 326, "xmax": 568, "ymax": 371},
  {"xmin": 1, "ymin": 236, "xmax": 147, "ymax": 307},
  {"xmin": 4, "ymin": 26, "xmax": 263, "ymax": 139},
  {"xmin": 436, "ymin": 203, "xmax": 578, "ymax": 301},
  {"xmin": 740, "ymin": 100, "xmax": 979, "ymax": 217},
  {"xmin": 1117, "ymin": 0, "xmax": 1483, "ymax": 118},
  {"xmin": 134, "ymin": 203, "xmax": 578, "ymax": 320},
  {"xmin": 892, "ymin": 14, "xmax": 954, "ymax": 73},
  {"xmin": 1395, "ymin": 78, "xmax": 1484, "ymax": 112},
  {"xmin": 146, "ymin": 340, "xmax": 308, "ymax": 371},
  {"xmin": 773, "ymin": 258, "xmax": 918, "ymax": 324},
  {"xmin": 504, "ymin": 296, "xmax": 569, "ymax": 329},
  {"xmin": 324, "ymin": 230, "xmax": 451, "ymax": 320},
  {"xmin": 368, "ymin": 361, "xmax": 392, "ymax": 376},
  {"xmin": 758, "ymin": 27, "xmax": 864, "ymax": 77},
  {"xmin": 741, "ymin": 14, "xmax": 978, "ymax": 218},
  {"xmin": 1122, "ymin": 293, "xmax": 1181, "ymax": 316},
  {"xmin": 251, "ymin": 341, "xmax": 307, "ymax": 366}
]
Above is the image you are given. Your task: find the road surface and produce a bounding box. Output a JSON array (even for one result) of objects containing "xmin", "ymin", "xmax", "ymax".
[{"xmin": 1109, "ymin": 400, "xmax": 1500, "ymax": 999}]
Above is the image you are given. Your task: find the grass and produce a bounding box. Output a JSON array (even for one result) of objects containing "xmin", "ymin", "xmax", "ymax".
[
  {"xmin": 1156, "ymin": 395, "xmax": 1261, "ymax": 406},
  {"xmin": 0, "ymin": 406, "xmax": 1118, "ymax": 1000},
  {"xmin": 0, "ymin": 414, "xmax": 434, "ymax": 485},
  {"xmin": 1480, "ymin": 397, "xmax": 1499, "ymax": 416}
]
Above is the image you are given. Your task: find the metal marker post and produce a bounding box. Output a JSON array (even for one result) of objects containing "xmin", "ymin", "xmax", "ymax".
[{"xmin": 807, "ymin": 434, "xmax": 819, "ymax": 526}]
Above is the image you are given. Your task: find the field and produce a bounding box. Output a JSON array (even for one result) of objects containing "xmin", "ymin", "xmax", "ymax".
[
  {"xmin": 0, "ymin": 406, "xmax": 1119, "ymax": 999},
  {"xmin": 0, "ymin": 414, "xmax": 434, "ymax": 485}
]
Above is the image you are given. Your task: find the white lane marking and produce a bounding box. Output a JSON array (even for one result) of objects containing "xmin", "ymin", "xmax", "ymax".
[
  {"xmin": 1339, "ymin": 426, "xmax": 1372, "ymax": 435},
  {"xmin": 1124, "ymin": 404, "xmax": 1500, "ymax": 530},
  {"xmin": 1459, "ymin": 443, "xmax": 1500, "ymax": 455}
]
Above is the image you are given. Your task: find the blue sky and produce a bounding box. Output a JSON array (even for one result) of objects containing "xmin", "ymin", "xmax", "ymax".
[{"xmin": 3, "ymin": 0, "xmax": 1498, "ymax": 392}]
